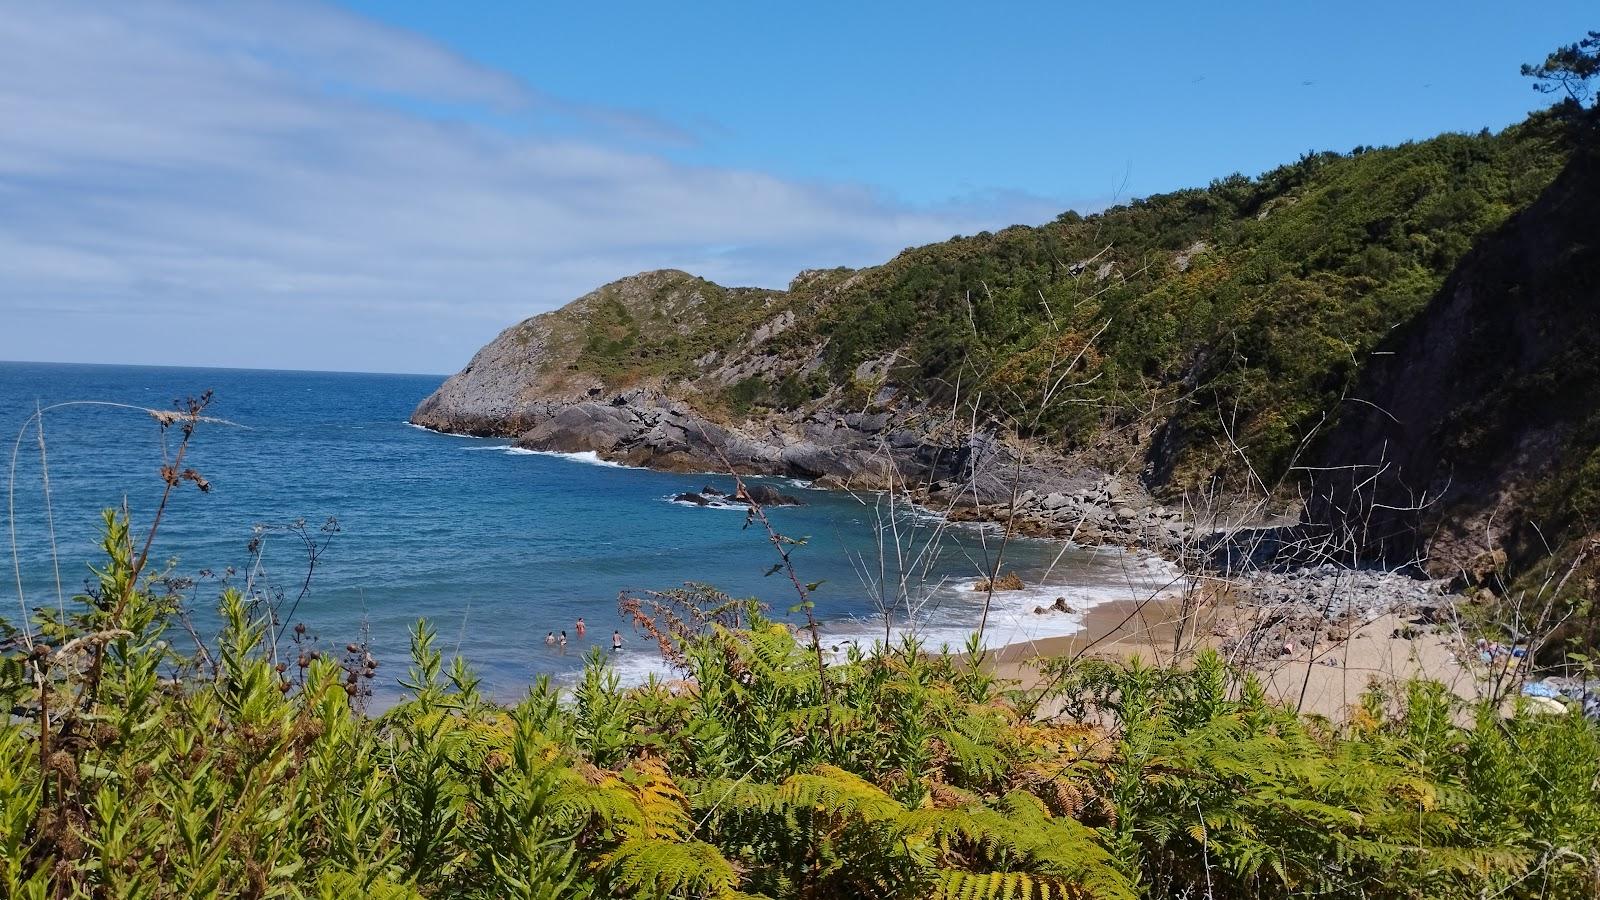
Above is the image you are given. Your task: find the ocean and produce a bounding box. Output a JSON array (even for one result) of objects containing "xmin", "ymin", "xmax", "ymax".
[{"xmin": 1, "ymin": 361, "xmax": 1176, "ymax": 701}]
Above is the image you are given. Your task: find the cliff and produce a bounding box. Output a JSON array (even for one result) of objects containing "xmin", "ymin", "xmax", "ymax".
[{"xmin": 1309, "ymin": 134, "xmax": 1600, "ymax": 580}]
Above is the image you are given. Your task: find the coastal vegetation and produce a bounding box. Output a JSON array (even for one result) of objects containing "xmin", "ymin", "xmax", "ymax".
[
  {"xmin": 3, "ymin": 516, "xmax": 1598, "ymax": 899},
  {"xmin": 3, "ymin": 389, "xmax": 1599, "ymax": 898}
]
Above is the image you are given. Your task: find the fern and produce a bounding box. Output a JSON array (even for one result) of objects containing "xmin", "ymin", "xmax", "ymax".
[{"xmin": 600, "ymin": 836, "xmax": 740, "ymax": 898}]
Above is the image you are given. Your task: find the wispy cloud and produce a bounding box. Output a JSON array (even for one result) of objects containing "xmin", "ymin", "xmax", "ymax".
[{"xmin": 0, "ymin": 1, "xmax": 1061, "ymax": 373}]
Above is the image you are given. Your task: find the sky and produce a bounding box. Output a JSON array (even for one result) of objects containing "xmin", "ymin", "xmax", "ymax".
[{"xmin": 0, "ymin": 2, "xmax": 1591, "ymax": 375}]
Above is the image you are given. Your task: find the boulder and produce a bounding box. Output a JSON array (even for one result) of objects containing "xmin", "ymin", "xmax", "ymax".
[
  {"xmin": 673, "ymin": 493, "xmax": 710, "ymax": 506},
  {"xmin": 974, "ymin": 572, "xmax": 1025, "ymax": 592},
  {"xmin": 740, "ymin": 483, "xmax": 804, "ymax": 507}
]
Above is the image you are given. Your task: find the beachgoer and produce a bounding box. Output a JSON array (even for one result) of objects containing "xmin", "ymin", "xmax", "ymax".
[
  {"xmin": 559, "ymin": 630, "xmax": 568, "ymax": 648},
  {"xmin": 575, "ymin": 617, "xmax": 586, "ymax": 638},
  {"xmin": 611, "ymin": 630, "xmax": 623, "ymax": 651},
  {"xmin": 544, "ymin": 631, "xmax": 556, "ymax": 646}
]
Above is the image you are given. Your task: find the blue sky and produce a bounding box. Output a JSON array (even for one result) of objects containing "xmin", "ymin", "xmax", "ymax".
[
  {"xmin": 0, "ymin": 1, "xmax": 1591, "ymax": 374},
  {"xmin": 343, "ymin": 1, "xmax": 1593, "ymax": 205}
]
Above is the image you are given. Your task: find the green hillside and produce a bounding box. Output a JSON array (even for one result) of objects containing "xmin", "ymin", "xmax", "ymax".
[{"xmin": 766, "ymin": 114, "xmax": 1577, "ymax": 490}]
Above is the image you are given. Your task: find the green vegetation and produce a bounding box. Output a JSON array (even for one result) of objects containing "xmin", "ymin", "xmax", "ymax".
[
  {"xmin": 790, "ymin": 114, "xmax": 1574, "ymax": 487},
  {"xmin": 574, "ymin": 275, "xmax": 788, "ymax": 384},
  {"xmin": 3, "ymin": 516, "xmax": 1598, "ymax": 899},
  {"xmin": 549, "ymin": 112, "xmax": 1582, "ymax": 502}
]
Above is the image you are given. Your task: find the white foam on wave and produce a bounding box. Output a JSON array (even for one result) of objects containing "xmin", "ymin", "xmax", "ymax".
[
  {"xmin": 663, "ymin": 493, "xmax": 750, "ymax": 511},
  {"xmin": 577, "ymin": 553, "xmax": 1185, "ymax": 688},
  {"xmin": 819, "ymin": 555, "xmax": 1185, "ymax": 659},
  {"xmin": 541, "ymin": 646, "xmax": 683, "ymax": 691},
  {"xmin": 594, "ymin": 648, "xmax": 681, "ymax": 686},
  {"xmin": 405, "ymin": 422, "xmax": 479, "ymax": 438},
  {"xmin": 517, "ymin": 449, "xmax": 629, "ymax": 468},
  {"xmin": 459, "ymin": 445, "xmax": 633, "ymax": 468}
]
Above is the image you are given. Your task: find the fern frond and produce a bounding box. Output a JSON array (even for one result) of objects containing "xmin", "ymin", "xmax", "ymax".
[
  {"xmin": 778, "ymin": 764, "xmax": 905, "ymax": 824},
  {"xmin": 601, "ymin": 836, "xmax": 739, "ymax": 898}
]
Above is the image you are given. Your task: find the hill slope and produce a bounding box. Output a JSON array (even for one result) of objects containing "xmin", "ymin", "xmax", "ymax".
[
  {"xmin": 1310, "ymin": 131, "xmax": 1600, "ymax": 579},
  {"xmin": 415, "ymin": 112, "xmax": 1595, "ymax": 572}
]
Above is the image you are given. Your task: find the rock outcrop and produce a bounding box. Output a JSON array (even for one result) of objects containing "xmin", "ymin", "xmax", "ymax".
[{"xmin": 412, "ymin": 269, "xmax": 1064, "ymax": 500}]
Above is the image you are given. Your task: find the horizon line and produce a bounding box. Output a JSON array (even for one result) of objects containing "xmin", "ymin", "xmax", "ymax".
[{"xmin": 0, "ymin": 358, "xmax": 449, "ymax": 380}]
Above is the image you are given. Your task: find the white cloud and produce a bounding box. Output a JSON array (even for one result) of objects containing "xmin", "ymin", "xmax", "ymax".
[{"xmin": 0, "ymin": 1, "xmax": 1062, "ymax": 373}]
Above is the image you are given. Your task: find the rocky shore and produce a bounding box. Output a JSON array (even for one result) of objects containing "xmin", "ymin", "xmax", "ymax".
[
  {"xmin": 929, "ymin": 475, "xmax": 1198, "ymax": 557},
  {"xmin": 1215, "ymin": 564, "xmax": 1456, "ymax": 666},
  {"xmin": 416, "ymin": 385, "xmax": 1200, "ymax": 557},
  {"xmin": 414, "ymin": 385, "xmax": 977, "ymax": 489}
]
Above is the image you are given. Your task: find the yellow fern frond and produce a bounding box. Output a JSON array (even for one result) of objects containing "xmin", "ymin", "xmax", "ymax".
[{"xmin": 624, "ymin": 756, "xmax": 692, "ymax": 840}]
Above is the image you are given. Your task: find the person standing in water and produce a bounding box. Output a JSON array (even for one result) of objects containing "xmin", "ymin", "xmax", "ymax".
[
  {"xmin": 559, "ymin": 630, "xmax": 568, "ymax": 649},
  {"xmin": 575, "ymin": 618, "xmax": 586, "ymax": 639},
  {"xmin": 544, "ymin": 631, "xmax": 556, "ymax": 646},
  {"xmin": 611, "ymin": 630, "xmax": 623, "ymax": 652}
]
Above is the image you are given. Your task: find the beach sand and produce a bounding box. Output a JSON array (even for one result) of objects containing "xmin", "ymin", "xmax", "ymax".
[{"xmin": 981, "ymin": 591, "xmax": 1484, "ymax": 721}]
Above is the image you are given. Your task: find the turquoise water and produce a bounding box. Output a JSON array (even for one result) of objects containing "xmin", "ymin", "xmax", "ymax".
[{"xmin": 1, "ymin": 362, "xmax": 1173, "ymax": 701}]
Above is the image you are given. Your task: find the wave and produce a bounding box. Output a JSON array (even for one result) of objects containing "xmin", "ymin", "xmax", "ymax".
[
  {"xmin": 509, "ymin": 448, "xmax": 631, "ymax": 468},
  {"xmin": 403, "ymin": 422, "xmax": 479, "ymax": 438},
  {"xmin": 663, "ymin": 493, "xmax": 750, "ymax": 511},
  {"xmin": 594, "ymin": 648, "xmax": 681, "ymax": 686},
  {"xmin": 559, "ymin": 555, "xmax": 1184, "ymax": 688},
  {"xmin": 456, "ymin": 444, "xmax": 634, "ymax": 468},
  {"xmin": 819, "ymin": 558, "xmax": 1183, "ymax": 658}
]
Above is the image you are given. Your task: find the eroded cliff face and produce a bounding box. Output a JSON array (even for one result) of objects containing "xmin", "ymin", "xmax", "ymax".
[{"xmin": 1309, "ymin": 140, "xmax": 1600, "ymax": 578}]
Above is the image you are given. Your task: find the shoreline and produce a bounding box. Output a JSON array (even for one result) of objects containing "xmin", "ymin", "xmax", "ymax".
[
  {"xmin": 408, "ymin": 419, "xmax": 1187, "ymax": 556},
  {"xmin": 414, "ymin": 420, "xmax": 1482, "ymax": 720},
  {"xmin": 980, "ymin": 591, "xmax": 1484, "ymax": 721}
]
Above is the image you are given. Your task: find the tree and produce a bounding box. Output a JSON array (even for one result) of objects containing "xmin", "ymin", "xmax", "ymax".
[{"xmin": 1521, "ymin": 30, "xmax": 1600, "ymax": 107}]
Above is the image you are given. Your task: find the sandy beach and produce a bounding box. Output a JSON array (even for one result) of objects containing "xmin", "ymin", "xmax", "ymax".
[{"xmin": 982, "ymin": 589, "xmax": 1486, "ymax": 721}]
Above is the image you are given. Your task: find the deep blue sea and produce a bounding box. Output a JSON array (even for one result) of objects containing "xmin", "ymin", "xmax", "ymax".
[{"xmin": 1, "ymin": 362, "xmax": 1172, "ymax": 701}]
